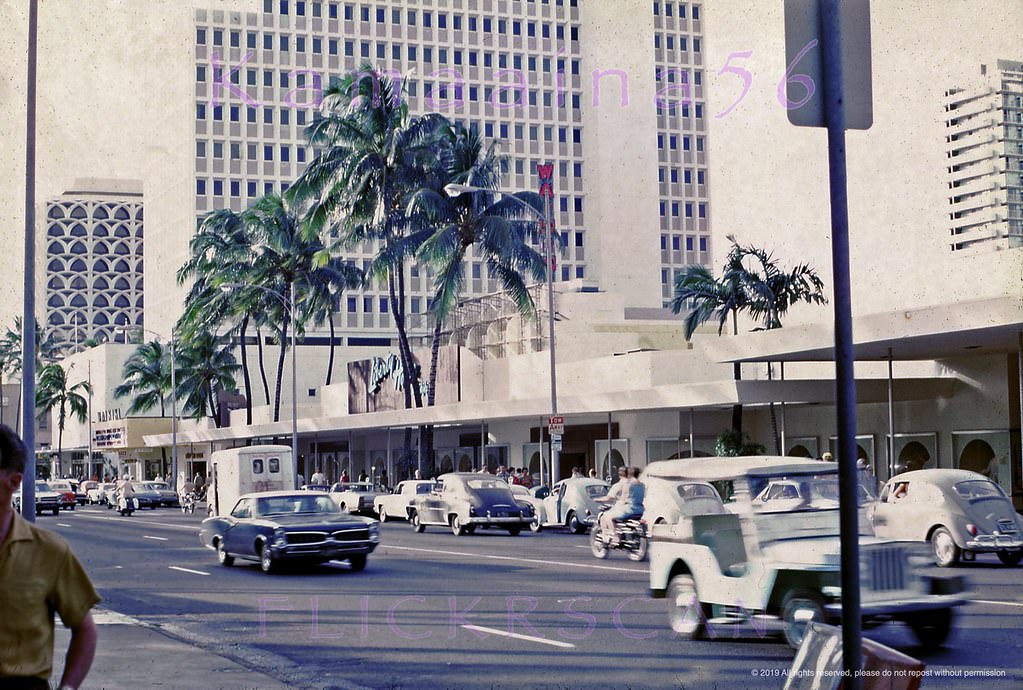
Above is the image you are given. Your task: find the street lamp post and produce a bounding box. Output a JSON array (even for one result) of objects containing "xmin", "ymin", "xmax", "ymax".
[
  {"xmin": 444, "ymin": 174, "xmax": 559, "ymax": 486},
  {"xmin": 222, "ymin": 283, "xmax": 299, "ymax": 488},
  {"xmin": 118, "ymin": 325, "xmax": 176, "ymax": 486}
]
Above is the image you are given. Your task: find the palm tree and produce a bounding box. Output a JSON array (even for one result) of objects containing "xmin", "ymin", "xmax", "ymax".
[
  {"xmin": 1, "ymin": 317, "xmax": 60, "ymax": 433},
  {"xmin": 177, "ymin": 208, "xmax": 265, "ymax": 425},
  {"xmin": 35, "ymin": 362, "xmax": 91, "ymax": 477},
  {"xmin": 173, "ymin": 331, "xmax": 239, "ymax": 427},
  {"xmin": 290, "ymin": 65, "xmax": 448, "ymax": 412},
  {"xmin": 301, "ymin": 254, "xmax": 364, "ymax": 386},
  {"xmin": 113, "ymin": 340, "xmax": 169, "ymax": 415}
]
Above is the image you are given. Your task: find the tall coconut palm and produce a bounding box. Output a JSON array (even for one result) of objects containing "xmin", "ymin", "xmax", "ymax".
[
  {"xmin": 290, "ymin": 65, "xmax": 448, "ymax": 412},
  {"xmin": 301, "ymin": 254, "xmax": 364, "ymax": 386},
  {"xmin": 1, "ymin": 317, "xmax": 59, "ymax": 434},
  {"xmin": 173, "ymin": 331, "xmax": 239, "ymax": 427},
  {"xmin": 177, "ymin": 208, "xmax": 265, "ymax": 424},
  {"xmin": 35, "ymin": 362, "xmax": 91, "ymax": 477},
  {"xmin": 113, "ymin": 340, "xmax": 169, "ymax": 415}
]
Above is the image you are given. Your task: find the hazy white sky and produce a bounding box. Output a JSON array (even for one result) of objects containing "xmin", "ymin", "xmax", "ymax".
[{"xmin": 1, "ymin": 0, "xmax": 1020, "ymax": 329}]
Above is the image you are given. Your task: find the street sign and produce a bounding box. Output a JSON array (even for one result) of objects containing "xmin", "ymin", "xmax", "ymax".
[
  {"xmin": 784, "ymin": 0, "xmax": 872, "ymax": 129},
  {"xmin": 547, "ymin": 415, "xmax": 564, "ymax": 435},
  {"xmin": 551, "ymin": 434, "xmax": 563, "ymax": 451}
]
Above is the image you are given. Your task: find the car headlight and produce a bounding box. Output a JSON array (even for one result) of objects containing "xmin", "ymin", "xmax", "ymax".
[
  {"xmin": 272, "ymin": 527, "xmax": 287, "ymax": 547},
  {"xmin": 369, "ymin": 523, "xmax": 379, "ymax": 538},
  {"xmin": 468, "ymin": 506, "xmax": 476, "ymax": 517}
]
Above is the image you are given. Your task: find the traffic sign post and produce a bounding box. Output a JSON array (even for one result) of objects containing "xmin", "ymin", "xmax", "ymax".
[
  {"xmin": 551, "ymin": 434, "xmax": 562, "ymax": 452},
  {"xmin": 547, "ymin": 415, "xmax": 564, "ymax": 436}
]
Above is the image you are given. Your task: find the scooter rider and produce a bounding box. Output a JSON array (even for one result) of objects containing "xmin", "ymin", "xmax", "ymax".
[{"xmin": 116, "ymin": 474, "xmax": 136, "ymax": 513}]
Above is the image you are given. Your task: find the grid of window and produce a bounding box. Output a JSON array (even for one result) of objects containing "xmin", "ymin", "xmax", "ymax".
[{"xmin": 194, "ymin": 1, "xmax": 586, "ymax": 333}]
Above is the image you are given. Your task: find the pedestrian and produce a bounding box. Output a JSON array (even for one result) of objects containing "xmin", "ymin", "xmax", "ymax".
[
  {"xmin": 509, "ymin": 468, "xmax": 521, "ymax": 485},
  {"xmin": 379, "ymin": 470, "xmax": 389, "ymax": 491},
  {"xmin": 359, "ymin": 470, "xmax": 368, "ymax": 483},
  {"xmin": 310, "ymin": 469, "xmax": 327, "ymax": 485},
  {"xmin": 571, "ymin": 466, "xmax": 583, "ymax": 478},
  {"xmin": 341, "ymin": 469, "xmax": 350, "ymax": 483},
  {"xmin": 413, "ymin": 469, "xmax": 422, "ymax": 480},
  {"xmin": 588, "ymin": 468, "xmax": 597, "ymax": 479},
  {"xmin": 822, "ymin": 452, "xmax": 834, "ymax": 462},
  {"xmin": 0, "ymin": 424, "xmax": 100, "ymax": 690}
]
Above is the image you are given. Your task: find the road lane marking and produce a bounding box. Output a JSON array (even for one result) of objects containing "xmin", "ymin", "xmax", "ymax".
[
  {"xmin": 384, "ymin": 545, "xmax": 641, "ymax": 573},
  {"xmin": 972, "ymin": 599, "xmax": 1023, "ymax": 608},
  {"xmin": 169, "ymin": 566, "xmax": 210, "ymax": 576},
  {"xmin": 72, "ymin": 513, "xmax": 197, "ymax": 531},
  {"xmin": 144, "ymin": 535, "xmax": 169, "ymax": 541},
  {"xmin": 461, "ymin": 624, "xmax": 575, "ymax": 649},
  {"xmin": 56, "ymin": 523, "xmax": 72, "ymax": 527},
  {"xmin": 93, "ymin": 609, "xmax": 143, "ymax": 625}
]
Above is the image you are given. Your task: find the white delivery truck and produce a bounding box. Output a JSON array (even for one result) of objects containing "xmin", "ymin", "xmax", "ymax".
[{"xmin": 206, "ymin": 445, "xmax": 294, "ymax": 517}]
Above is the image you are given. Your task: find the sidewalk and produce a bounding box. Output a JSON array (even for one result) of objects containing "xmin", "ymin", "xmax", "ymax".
[{"xmin": 52, "ymin": 609, "xmax": 292, "ymax": 690}]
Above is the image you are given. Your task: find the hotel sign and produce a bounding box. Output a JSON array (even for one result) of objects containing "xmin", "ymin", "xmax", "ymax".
[{"xmin": 349, "ymin": 346, "xmax": 461, "ymax": 414}]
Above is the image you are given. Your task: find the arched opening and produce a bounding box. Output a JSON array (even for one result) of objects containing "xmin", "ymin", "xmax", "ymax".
[
  {"xmin": 600, "ymin": 448, "xmax": 626, "ymax": 483},
  {"xmin": 438, "ymin": 452, "xmax": 454, "ymax": 474},
  {"xmin": 787, "ymin": 444, "xmax": 812, "ymax": 458},
  {"xmin": 456, "ymin": 451, "xmax": 472, "ymax": 472},
  {"xmin": 958, "ymin": 439, "xmax": 995, "ymax": 475},
  {"xmin": 897, "ymin": 441, "xmax": 930, "ymax": 473}
]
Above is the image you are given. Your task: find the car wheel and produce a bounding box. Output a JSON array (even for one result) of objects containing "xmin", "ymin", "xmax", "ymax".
[
  {"xmin": 906, "ymin": 608, "xmax": 953, "ymax": 648},
  {"xmin": 451, "ymin": 515, "xmax": 466, "ymax": 536},
  {"xmin": 627, "ymin": 535, "xmax": 649, "ymax": 562},
  {"xmin": 590, "ymin": 526, "xmax": 609, "ymax": 559},
  {"xmin": 931, "ymin": 527, "xmax": 961, "ymax": 567},
  {"xmin": 52, "ymin": 507, "xmax": 60, "ymax": 516},
  {"xmin": 997, "ymin": 550, "xmax": 1023, "ymax": 566},
  {"xmin": 529, "ymin": 517, "xmax": 543, "ymax": 533},
  {"xmin": 568, "ymin": 511, "xmax": 586, "ymax": 535},
  {"xmin": 507, "ymin": 526, "xmax": 521, "ymax": 536},
  {"xmin": 781, "ymin": 590, "xmax": 825, "ymax": 650},
  {"xmin": 411, "ymin": 511, "xmax": 425, "ymax": 533},
  {"xmin": 348, "ymin": 554, "xmax": 367, "ymax": 572},
  {"xmin": 260, "ymin": 543, "xmax": 277, "ymax": 573},
  {"xmin": 667, "ymin": 574, "xmax": 707, "ymax": 640},
  {"xmin": 216, "ymin": 540, "xmax": 234, "ymax": 567},
  {"xmin": 377, "ymin": 508, "xmax": 388, "ymax": 523}
]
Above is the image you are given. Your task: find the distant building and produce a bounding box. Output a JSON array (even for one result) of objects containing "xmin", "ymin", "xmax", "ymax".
[
  {"xmin": 944, "ymin": 59, "xmax": 1023, "ymax": 253},
  {"xmin": 43, "ymin": 179, "xmax": 145, "ymax": 353}
]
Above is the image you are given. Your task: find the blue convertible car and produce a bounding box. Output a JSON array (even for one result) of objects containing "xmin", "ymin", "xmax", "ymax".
[{"xmin": 199, "ymin": 490, "xmax": 380, "ymax": 573}]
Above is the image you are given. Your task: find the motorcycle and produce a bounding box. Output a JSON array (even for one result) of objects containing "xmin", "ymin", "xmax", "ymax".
[
  {"xmin": 179, "ymin": 491, "xmax": 197, "ymax": 514},
  {"xmin": 590, "ymin": 511, "xmax": 648, "ymax": 561},
  {"xmin": 117, "ymin": 495, "xmax": 139, "ymax": 517}
]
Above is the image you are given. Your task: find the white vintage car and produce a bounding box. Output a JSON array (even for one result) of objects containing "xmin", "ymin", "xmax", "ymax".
[
  {"xmin": 643, "ymin": 476, "xmax": 725, "ymax": 525},
  {"xmin": 329, "ymin": 482, "xmax": 378, "ymax": 515},
  {"xmin": 374, "ymin": 480, "xmax": 436, "ymax": 522},
  {"xmin": 648, "ymin": 456, "xmax": 965, "ymax": 650},
  {"xmin": 872, "ymin": 469, "xmax": 1023, "ymax": 567},
  {"xmin": 513, "ymin": 478, "xmax": 609, "ymax": 533}
]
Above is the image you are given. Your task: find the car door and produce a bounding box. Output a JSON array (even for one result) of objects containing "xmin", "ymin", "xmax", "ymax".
[
  {"xmin": 543, "ymin": 481, "xmax": 566, "ymax": 524},
  {"xmin": 385, "ymin": 482, "xmax": 405, "ymax": 513},
  {"xmin": 221, "ymin": 498, "xmax": 252, "ymax": 554},
  {"xmin": 421, "ymin": 480, "xmax": 446, "ymax": 524}
]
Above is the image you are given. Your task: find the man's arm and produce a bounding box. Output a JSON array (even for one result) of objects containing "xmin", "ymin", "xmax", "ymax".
[{"xmin": 58, "ymin": 611, "xmax": 97, "ymax": 690}]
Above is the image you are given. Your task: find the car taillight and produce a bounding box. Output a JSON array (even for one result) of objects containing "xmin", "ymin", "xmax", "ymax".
[{"xmin": 966, "ymin": 523, "xmax": 979, "ymax": 536}]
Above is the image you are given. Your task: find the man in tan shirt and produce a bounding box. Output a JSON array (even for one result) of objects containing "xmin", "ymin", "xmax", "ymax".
[{"xmin": 0, "ymin": 424, "xmax": 100, "ymax": 690}]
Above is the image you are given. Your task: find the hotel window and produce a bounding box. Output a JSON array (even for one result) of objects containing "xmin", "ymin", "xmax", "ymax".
[
  {"xmin": 693, "ymin": 38, "xmax": 701, "ymax": 53},
  {"xmin": 360, "ymin": 6, "xmax": 369, "ymax": 22},
  {"xmin": 263, "ymin": 108, "xmax": 273, "ymax": 124},
  {"xmin": 196, "ymin": 141, "xmax": 206, "ymax": 157},
  {"xmin": 281, "ymin": 146, "xmax": 290, "ymax": 162},
  {"xmin": 312, "ymin": 2, "xmax": 320, "ymax": 17},
  {"xmin": 296, "ymin": 1, "xmax": 305, "ymax": 15},
  {"xmin": 686, "ymin": 236, "xmax": 693, "ymax": 251},
  {"xmin": 280, "ymin": 35, "xmax": 289, "ymax": 51},
  {"xmin": 347, "ymin": 297, "xmax": 357, "ymax": 312},
  {"xmin": 439, "ymin": 13, "xmax": 447, "ymax": 28},
  {"xmin": 263, "ymin": 34, "xmax": 272, "ymax": 50},
  {"xmin": 230, "ymin": 143, "xmax": 240, "ymax": 159},
  {"xmin": 213, "ymin": 179, "xmax": 223, "ymax": 196},
  {"xmin": 196, "ymin": 65, "xmax": 206, "ymax": 82},
  {"xmin": 213, "ymin": 29, "xmax": 223, "ymax": 45},
  {"xmin": 527, "ymin": 22, "xmax": 535, "ymax": 37},
  {"xmin": 213, "ymin": 142, "xmax": 223, "ymax": 159},
  {"xmin": 247, "ymin": 32, "xmax": 256, "ymax": 49},
  {"xmin": 483, "ymin": 18, "xmax": 492, "ymax": 32},
  {"xmin": 247, "ymin": 69, "xmax": 256, "ymax": 86},
  {"xmin": 280, "ymin": 108, "xmax": 290, "ymax": 125},
  {"xmin": 247, "ymin": 181, "xmax": 257, "ymax": 197},
  {"xmin": 376, "ymin": 7, "xmax": 384, "ymax": 23},
  {"xmin": 329, "ymin": 39, "xmax": 337, "ymax": 55},
  {"xmin": 247, "ymin": 107, "xmax": 256, "ymax": 123},
  {"xmin": 699, "ymin": 237, "xmax": 707, "ymax": 251},
  {"xmin": 230, "ymin": 105, "xmax": 239, "ymax": 122},
  {"xmin": 345, "ymin": 40, "xmax": 353, "ymax": 56},
  {"xmin": 264, "ymin": 145, "xmax": 274, "ymax": 160},
  {"xmin": 213, "ymin": 105, "xmax": 222, "ymax": 121},
  {"xmin": 247, "ymin": 143, "xmax": 257, "ymax": 159},
  {"xmin": 672, "ymin": 236, "xmax": 680, "ymax": 250},
  {"xmin": 454, "ymin": 15, "xmax": 461, "ymax": 29},
  {"xmin": 264, "ymin": 182, "xmax": 274, "ymax": 195},
  {"xmin": 469, "ymin": 16, "xmax": 477, "ymax": 31},
  {"xmin": 196, "ymin": 28, "xmax": 206, "ymax": 45},
  {"xmin": 312, "ymin": 37, "xmax": 321, "ymax": 53},
  {"xmin": 230, "ymin": 31, "xmax": 240, "ymax": 48},
  {"xmin": 391, "ymin": 8, "xmax": 400, "ymax": 23},
  {"xmin": 685, "ymin": 203, "xmax": 693, "ymax": 217},
  {"xmin": 407, "ymin": 9, "xmax": 416, "ymax": 24},
  {"xmin": 197, "ymin": 179, "xmax": 206, "ymax": 195},
  {"xmin": 279, "ymin": 1, "xmax": 289, "ymax": 14},
  {"xmin": 230, "ymin": 180, "xmax": 240, "ymax": 197}
]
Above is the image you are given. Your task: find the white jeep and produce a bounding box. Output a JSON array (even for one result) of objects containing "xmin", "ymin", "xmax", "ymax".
[{"xmin": 647, "ymin": 456, "xmax": 965, "ymax": 649}]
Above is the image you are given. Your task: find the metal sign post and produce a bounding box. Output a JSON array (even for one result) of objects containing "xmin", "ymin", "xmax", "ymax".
[{"xmin": 785, "ymin": 1, "xmax": 872, "ymax": 686}]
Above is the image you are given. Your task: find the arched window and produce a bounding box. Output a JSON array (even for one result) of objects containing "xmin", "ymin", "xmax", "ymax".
[
  {"xmin": 114, "ymin": 295, "xmax": 130, "ymax": 308},
  {"xmin": 114, "ymin": 259, "xmax": 130, "ymax": 273},
  {"xmin": 93, "ymin": 259, "xmax": 109, "ymax": 272},
  {"xmin": 93, "ymin": 313, "xmax": 109, "ymax": 325},
  {"xmin": 70, "ymin": 277, "xmax": 87, "ymax": 290},
  {"xmin": 47, "ymin": 276, "xmax": 64, "ymax": 289},
  {"xmin": 93, "ymin": 295, "xmax": 109, "ymax": 307},
  {"xmin": 46, "ymin": 295, "xmax": 64, "ymax": 308},
  {"xmin": 70, "ymin": 241, "xmax": 87, "ymax": 255},
  {"xmin": 93, "ymin": 277, "xmax": 108, "ymax": 289},
  {"xmin": 47, "ymin": 205, "xmax": 65, "ymax": 219},
  {"xmin": 93, "ymin": 223, "xmax": 109, "ymax": 237},
  {"xmin": 93, "ymin": 241, "xmax": 109, "ymax": 254},
  {"xmin": 70, "ymin": 223, "xmax": 87, "ymax": 237},
  {"xmin": 114, "ymin": 277, "xmax": 130, "ymax": 290},
  {"xmin": 70, "ymin": 259, "xmax": 87, "ymax": 272},
  {"xmin": 114, "ymin": 207, "xmax": 130, "ymax": 220},
  {"xmin": 114, "ymin": 224, "xmax": 130, "ymax": 238},
  {"xmin": 69, "ymin": 205, "xmax": 87, "ymax": 219},
  {"xmin": 94, "ymin": 205, "xmax": 109, "ymax": 219},
  {"xmin": 47, "ymin": 259, "xmax": 65, "ymax": 272},
  {"xmin": 70, "ymin": 295, "xmax": 87, "ymax": 307}
]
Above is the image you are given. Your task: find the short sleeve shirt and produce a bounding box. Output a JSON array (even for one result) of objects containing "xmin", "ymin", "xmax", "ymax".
[{"xmin": 0, "ymin": 512, "xmax": 101, "ymax": 680}]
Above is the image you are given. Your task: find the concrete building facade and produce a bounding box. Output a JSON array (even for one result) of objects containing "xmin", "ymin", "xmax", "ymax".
[{"xmin": 944, "ymin": 59, "xmax": 1023, "ymax": 253}]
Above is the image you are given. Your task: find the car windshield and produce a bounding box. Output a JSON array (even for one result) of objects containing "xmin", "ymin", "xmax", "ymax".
[
  {"xmin": 510, "ymin": 485, "xmax": 529, "ymax": 496},
  {"xmin": 256, "ymin": 495, "xmax": 340, "ymax": 516},
  {"xmin": 50, "ymin": 482, "xmax": 70, "ymax": 491},
  {"xmin": 953, "ymin": 480, "xmax": 1004, "ymax": 500},
  {"xmin": 147, "ymin": 482, "xmax": 168, "ymax": 490},
  {"xmin": 415, "ymin": 483, "xmax": 433, "ymax": 494},
  {"xmin": 676, "ymin": 483, "xmax": 718, "ymax": 500},
  {"xmin": 585, "ymin": 485, "xmax": 609, "ymax": 499},
  {"xmin": 35, "ymin": 482, "xmax": 51, "ymax": 492},
  {"xmin": 748, "ymin": 474, "xmax": 847, "ymax": 513}
]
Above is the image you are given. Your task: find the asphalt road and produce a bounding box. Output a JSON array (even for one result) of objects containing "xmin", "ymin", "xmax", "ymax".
[{"xmin": 44, "ymin": 505, "xmax": 1023, "ymax": 690}]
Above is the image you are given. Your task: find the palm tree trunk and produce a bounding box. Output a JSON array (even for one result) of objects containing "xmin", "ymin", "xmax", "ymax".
[
  {"xmin": 731, "ymin": 310, "xmax": 743, "ymax": 434},
  {"xmin": 272, "ymin": 286, "xmax": 291, "ymax": 423},
  {"xmin": 388, "ymin": 274, "xmax": 414, "ymax": 413},
  {"xmin": 423, "ymin": 317, "xmax": 444, "ymax": 478},
  {"xmin": 325, "ymin": 313, "xmax": 336, "ymax": 386},
  {"xmin": 208, "ymin": 385, "xmax": 221, "ymax": 428},
  {"xmin": 57, "ymin": 421, "xmax": 63, "ymax": 478},
  {"xmin": 256, "ymin": 326, "xmax": 271, "ymax": 405},
  {"xmin": 397, "ymin": 269, "xmax": 422, "ymax": 408},
  {"xmin": 239, "ymin": 316, "xmax": 253, "ymax": 425},
  {"xmin": 767, "ymin": 362, "xmax": 781, "ymax": 454}
]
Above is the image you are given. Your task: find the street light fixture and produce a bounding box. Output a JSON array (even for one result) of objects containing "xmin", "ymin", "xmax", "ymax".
[
  {"xmin": 117, "ymin": 324, "xmax": 177, "ymax": 487},
  {"xmin": 443, "ymin": 179, "xmax": 560, "ymax": 487},
  {"xmin": 221, "ymin": 282, "xmax": 299, "ymax": 488}
]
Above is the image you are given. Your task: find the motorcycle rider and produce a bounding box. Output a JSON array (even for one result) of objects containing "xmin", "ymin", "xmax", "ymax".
[
  {"xmin": 116, "ymin": 474, "xmax": 136, "ymax": 513},
  {"xmin": 177, "ymin": 472, "xmax": 196, "ymax": 510}
]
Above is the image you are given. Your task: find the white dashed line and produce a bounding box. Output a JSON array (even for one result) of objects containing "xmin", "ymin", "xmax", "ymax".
[
  {"xmin": 72, "ymin": 513, "xmax": 198, "ymax": 531},
  {"xmin": 168, "ymin": 566, "xmax": 210, "ymax": 576},
  {"xmin": 385, "ymin": 544, "xmax": 641, "ymax": 573},
  {"xmin": 461, "ymin": 624, "xmax": 576, "ymax": 649},
  {"xmin": 972, "ymin": 599, "xmax": 1023, "ymax": 608},
  {"xmin": 143, "ymin": 535, "xmax": 169, "ymax": 541},
  {"xmin": 56, "ymin": 523, "xmax": 72, "ymax": 527}
]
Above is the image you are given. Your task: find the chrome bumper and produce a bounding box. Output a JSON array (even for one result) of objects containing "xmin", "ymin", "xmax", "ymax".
[{"xmin": 965, "ymin": 535, "xmax": 1023, "ymax": 551}]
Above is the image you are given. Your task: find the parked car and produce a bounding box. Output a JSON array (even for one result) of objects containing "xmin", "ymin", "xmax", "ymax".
[
  {"xmin": 89, "ymin": 482, "xmax": 115, "ymax": 505},
  {"xmin": 872, "ymin": 468, "xmax": 1023, "ymax": 567},
  {"xmin": 142, "ymin": 481, "xmax": 180, "ymax": 507},
  {"xmin": 47, "ymin": 480, "xmax": 78, "ymax": 511},
  {"xmin": 299, "ymin": 484, "xmax": 331, "ymax": 493},
  {"xmin": 198, "ymin": 490, "xmax": 380, "ymax": 573},
  {"xmin": 80, "ymin": 480, "xmax": 99, "ymax": 504},
  {"xmin": 374, "ymin": 480, "xmax": 436, "ymax": 522},
  {"xmin": 122, "ymin": 482, "xmax": 159, "ymax": 510},
  {"xmin": 407, "ymin": 473, "xmax": 535, "ymax": 536},
  {"xmin": 329, "ymin": 482, "xmax": 378, "ymax": 515},
  {"xmin": 647, "ymin": 456, "xmax": 966, "ymax": 650},
  {"xmin": 520, "ymin": 478, "xmax": 610, "ymax": 533},
  {"xmin": 71, "ymin": 479, "xmax": 89, "ymax": 505},
  {"xmin": 642, "ymin": 476, "xmax": 726, "ymax": 526},
  {"xmin": 13, "ymin": 482, "xmax": 63, "ymax": 516},
  {"xmin": 751, "ymin": 478, "xmax": 875, "ymax": 512}
]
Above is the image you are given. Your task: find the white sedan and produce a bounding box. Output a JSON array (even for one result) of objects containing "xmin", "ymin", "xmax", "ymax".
[{"xmin": 374, "ymin": 480, "xmax": 436, "ymax": 522}]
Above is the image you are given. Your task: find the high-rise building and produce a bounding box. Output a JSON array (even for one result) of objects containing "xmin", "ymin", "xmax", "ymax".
[
  {"xmin": 944, "ymin": 58, "xmax": 1023, "ymax": 253},
  {"xmin": 43, "ymin": 179, "xmax": 145, "ymax": 353},
  {"xmin": 151, "ymin": 0, "xmax": 709, "ymax": 338}
]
